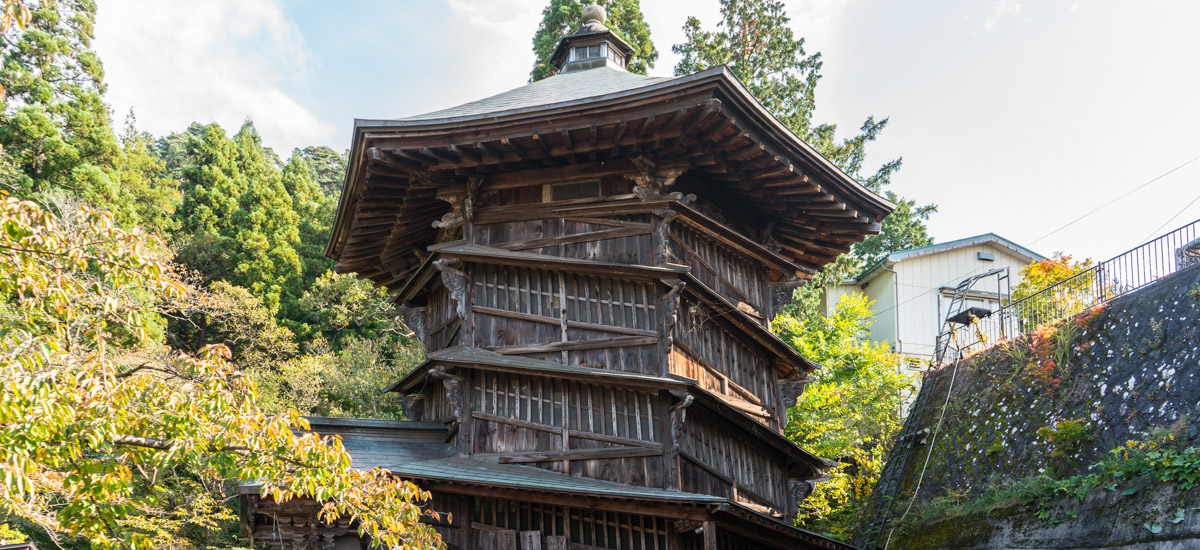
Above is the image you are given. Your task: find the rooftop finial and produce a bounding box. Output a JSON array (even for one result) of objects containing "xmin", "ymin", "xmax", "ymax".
[{"xmin": 581, "ymin": 4, "xmax": 607, "ymax": 30}]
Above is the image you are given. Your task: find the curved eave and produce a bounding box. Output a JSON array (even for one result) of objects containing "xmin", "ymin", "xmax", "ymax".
[{"xmin": 325, "ymin": 66, "xmax": 894, "ymax": 260}]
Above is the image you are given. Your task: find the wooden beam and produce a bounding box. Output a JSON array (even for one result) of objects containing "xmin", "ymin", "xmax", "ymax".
[
  {"xmin": 423, "ymin": 482, "xmax": 713, "ymax": 521},
  {"xmin": 501, "ymin": 137, "xmax": 527, "ymax": 159},
  {"xmin": 472, "ymin": 305, "xmax": 658, "ymax": 337},
  {"xmin": 472, "ymin": 412, "xmax": 664, "ymax": 449},
  {"xmin": 391, "ymin": 148, "xmax": 438, "ymax": 165},
  {"xmin": 531, "ymin": 133, "xmax": 552, "ymax": 156},
  {"xmin": 662, "ymin": 106, "xmax": 690, "ymax": 130},
  {"xmin": 486, "ymin": 446, "xmax": 662, "ymax": 464},
  {"xmin": 491, "ymin": 226, "xmax": 650, "ymax": 252},
  {"xmin": 490, "ymin": 336, "xmax": 657, "ymax": 355},
  {"xmin": 698, "ymin": 119, "xmax": 735, "ymax": 143},
  {"xmin": 636, "ymin": 114, "xmax": 658, "ymax": 139},
  {"xmin": 612, "ymin": 120, "xmax": 628, "ymax": 144},
  {"xmin": 423, "ymin": 146, "xmax": 460, "ymax": 163},
  {"xmin": 448, "ymin": 143, "xmax": 480, "ymax": 162}
]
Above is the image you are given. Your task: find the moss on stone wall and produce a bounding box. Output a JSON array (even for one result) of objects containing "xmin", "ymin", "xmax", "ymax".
[{"xmin": 868, "ymin": 264, "xmax": 1200, "ymax": 549}]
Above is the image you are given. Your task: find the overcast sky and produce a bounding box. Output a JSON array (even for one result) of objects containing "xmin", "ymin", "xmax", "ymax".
[{"xmin": 93, "ymin": 0, "xmax": 1200, "ymax": 263}]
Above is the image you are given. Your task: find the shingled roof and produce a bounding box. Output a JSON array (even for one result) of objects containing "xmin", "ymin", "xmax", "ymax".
[
  {"xmin": 395, "ymin": 69, "xmax": 672, "ymax": 123},
  {"xmin": 328, "ymin": 63, "xmax": 895, "ymax": 288}
]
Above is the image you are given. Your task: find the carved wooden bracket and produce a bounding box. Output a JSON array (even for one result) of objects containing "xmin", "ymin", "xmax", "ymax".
[
  {"xmin": 790, "ymin": 480, "xmax": 814, "ymax": 505},
  {"xmin": 400, "ymin": 307, "xmax": 428, "ymax": 344},
  {"xmin": 433, "ymin": 258, "xmax": 468, "ymax": 319},
  {"xmin": 661, "ymin": 278, "xmax": 685, "ymax": 338},
  {"xmin": 399, "ymin": 395, "xmax": 425, "ymax": 422},
  {"xmin": 770, "ymin": 283, "xmax": 805, "ymax": 314},
  {"xmin": 654, "ymin": 209, "xmax": 679, "ymax": 264},
  {"xmin": 625, "ymin": 155, "xmax": 691, "ymax": 202},
  {"xmin": 759, "ymin": 220, "xmax": 784, "ymax": 253},
  {"xmin": 778, "ymin": 377, "xmax": 814, "ymax": 408},
  {"xmin": 430, "ymin": 365, "xmax": 465, "ymax": 422}
]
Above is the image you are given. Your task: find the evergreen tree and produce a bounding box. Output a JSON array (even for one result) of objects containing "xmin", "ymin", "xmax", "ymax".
[
  {"xmin": 0, "ymin": 0, "xmax": 118, "ymax": 197},
  {"xmin": 672, "ymin": 0, "xmax": 936, "ymax": 287},
  {"xmin": 153, "ymin": 122, "xmax": 206, "ymax": 182},
  {"xmin": 297, "ymin": 145, "xmax": 346, "ymax": 194},
  {"xmin": 108, "ymin": 112, "xmax": 180, "ymax": 234},
  {"xmin": 530, "ymin": 0, "xmax": 657, "ymax": 81},
  {"xmin": 227, "ymin": 122, "xmax": 303, "ymax": 316},
  {"xmin": 173, "ymin": 122, "xmax": 303, "ymax": 317},
  {"xmin": 282, "ymin": 150, "xmax": 334, "ymax": 304}
]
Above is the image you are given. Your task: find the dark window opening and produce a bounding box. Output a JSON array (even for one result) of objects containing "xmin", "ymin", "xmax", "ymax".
[{"xmin": 551, "ymin": 181, "xmax": 601, "ymax": 201}]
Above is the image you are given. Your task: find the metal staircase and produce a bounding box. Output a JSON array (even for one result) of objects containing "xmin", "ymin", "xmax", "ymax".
[{"xmin": 856, "ymin": 268, "xmax": 1011, "ymax": 549}]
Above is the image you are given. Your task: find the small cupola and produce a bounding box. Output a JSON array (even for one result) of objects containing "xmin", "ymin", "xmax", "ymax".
[{"xmin": 549, "ymin": 5, "xmax": 636, "ymax": 74}]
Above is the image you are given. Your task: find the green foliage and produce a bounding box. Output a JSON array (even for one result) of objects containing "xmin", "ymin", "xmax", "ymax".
[
  {"xmin": 774, "ymin": 294, "xmax": 911, "ymax": 539},
  {"xmin": 299, "ymin": 270, "xmax": 412, "ymax": 349},
  {"xmin": 296, "ymin": 145, "xmax": 347, "ymax": 194},
  {"xmin": 0, "ymin": 198, "xmax": 442, "ymax": 549},
  {"xmin": 255, "ymin": 336, "xmax": 422, "ymax": 420},
  {"xmin": 283, "ymin": 151, "xmax": 334, "ymax": 310},
  {"xmin": 1038, "ymin": 418, "xmax": 1093, "ymax": 476},
  {"xmin": 1011, "ymin": 253, "xmax": 1098, "ymax": 330},
  {"xmin": 173, "ymin": 122, "xmax": 304, "ymax": 317},
  {"xmin": 902, "ymin": 432, "xmax": 1200, "ymax": 533},
  {"xmin": 107, "ymin": 112, "xmax": 180, "ymax": 234},
  {"xmin": 0, "ymin": 0, "xmax": 118, "ymax": 198},
  {"xmin": 530, "ymin": 0, "xmax": 657, "ymax": 81}
]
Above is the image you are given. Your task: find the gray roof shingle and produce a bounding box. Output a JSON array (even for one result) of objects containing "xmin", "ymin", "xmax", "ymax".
[
  {"xmin": 299, "ymin": 419, "xmax": 723, "ymax": 504},
  {"xmin": 397, "ymin": 67, "xmax": 673, "ymax": 122}
]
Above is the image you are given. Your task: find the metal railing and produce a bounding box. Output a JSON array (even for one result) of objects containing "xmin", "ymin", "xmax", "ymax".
[{"xmin": 943, "ymin": 218, "xmax": 1200, "ymax": 360}]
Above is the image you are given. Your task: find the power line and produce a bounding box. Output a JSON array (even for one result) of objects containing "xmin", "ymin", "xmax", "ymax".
[
  {"xmin": 1137, "ymin": 189, "xmax": 1200, "ymax": 245},
  {"xmin": 1028, "ymin": 152, "xmax": 1200, "ymax": 246},
  {"xmin": 864, "ymin": 262, "xmax": 998, "ymax": 321},
  {"xmin": 863, "ymin": 153, "xmax": 1200, "ymax": 320}
]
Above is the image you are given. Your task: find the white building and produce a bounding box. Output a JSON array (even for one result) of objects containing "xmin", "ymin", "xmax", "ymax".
[{"xmin": 822, "ymin": 233, "xmax": 1046, "ymax": 371}]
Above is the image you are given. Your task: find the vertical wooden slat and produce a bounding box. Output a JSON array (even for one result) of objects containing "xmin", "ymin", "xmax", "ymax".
[
  {"xmin": 558, "ymin": 271, "xmax": 570, "ymax": 364},
  {"xmin": 561, "ymin": 380, "xmax": 571, "ymax": 472}
]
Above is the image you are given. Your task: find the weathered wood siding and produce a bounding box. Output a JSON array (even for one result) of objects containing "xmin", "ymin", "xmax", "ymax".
[
  {"xmin": 669, "ymin": 223, "xmax": 768, "ymax": 321},
  {"xmin": 470, "ymin": 370, "xmax": 665, "ymax": 487},
  {"xmin": 423, "ymin": 378, "xmax": 455, "ymax": 422},
  {"xmin": 677, "ymin": 413, "xmax": 788, "ymax": 512},
  {"xmin": 672, "ymin": 299, "xmax": 775, "ymax": 425},
  {"xmin": 471, "ymin": 264, "xmax": 659, "ymax": 373},
  {"xmin": 472, "ymin": 497, "xmax": 668, "ymax": 550},
  {"xmin": 428, "ymin": 283, "xmax": 461, "ymax": 353},
  {"xmin": 475, "ymin": 215, "xmax": 655, "ymax": 266}
]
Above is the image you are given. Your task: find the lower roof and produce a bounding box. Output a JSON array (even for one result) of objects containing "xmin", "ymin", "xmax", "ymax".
[
  {"xmin": 242, "ymin": 417, "xmax": 721, "ymax": 505},
  {"xmin": 243, "ymin": 417, "xmax": 858, "ymax": 550}
]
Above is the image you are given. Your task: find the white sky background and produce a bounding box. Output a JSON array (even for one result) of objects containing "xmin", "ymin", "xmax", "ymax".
[{"xmin": 93, "ymin": 0, "xmax": 1200, "ymax": 262}]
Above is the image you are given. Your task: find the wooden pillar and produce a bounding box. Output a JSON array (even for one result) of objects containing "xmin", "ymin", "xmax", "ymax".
[
  {"xmin": 662, "ymin": 392, "xmax": 679, "ymax": 490},
  {"xmin": 702, "ymin": 520, "xmax": 717, "ymax": 550},
  {"xmin": 458, "ymin": 496, "xmax": 474, "ymax": 550}
]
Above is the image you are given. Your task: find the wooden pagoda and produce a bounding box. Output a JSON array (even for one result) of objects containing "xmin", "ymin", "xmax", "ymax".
[{"xmin": 239, "ymin": 6, "xmax": 894, "ymax": 550}]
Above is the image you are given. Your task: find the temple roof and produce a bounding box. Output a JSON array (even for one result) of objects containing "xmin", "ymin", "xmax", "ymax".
[
  {"xmin": 328, "ymin": 64, "xmax": 895, "ymax": 286},
  {"xmin": 395, "ymin": 68, "xmax": 670, "ymax": 123},
  {"xmin": 242, "ymin": 417, "xmax": 725, "ymax": 504}
]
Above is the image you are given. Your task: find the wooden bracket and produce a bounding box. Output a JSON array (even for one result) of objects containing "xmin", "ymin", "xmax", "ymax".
[
  {"xmin": 777, "ymin": 377, "xmax": 813, "ymax": 408},
  {"xmin": 433, "ymin": 258, "xmax": 468, "ymax": 319}
]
